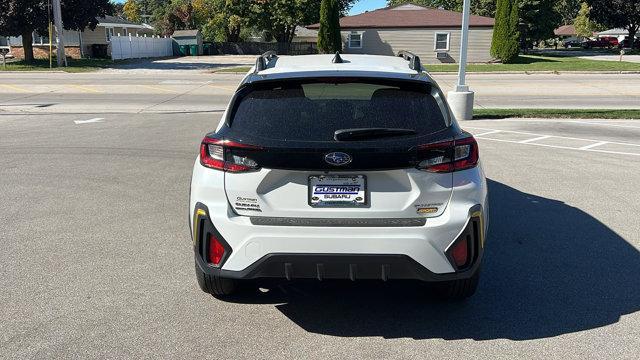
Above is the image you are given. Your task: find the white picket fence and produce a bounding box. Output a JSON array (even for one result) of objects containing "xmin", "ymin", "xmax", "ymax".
[{"xmin": 110, "ymin": 35, "xmax": 173, "ymax": 60}]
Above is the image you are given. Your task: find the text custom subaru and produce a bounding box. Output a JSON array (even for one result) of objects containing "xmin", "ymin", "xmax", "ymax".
[{"xmin": 190, "ymin": 51, "xmax": 488, "ymax": 300}]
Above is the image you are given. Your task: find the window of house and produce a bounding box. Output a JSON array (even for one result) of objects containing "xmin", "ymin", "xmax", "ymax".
[
  {"xmin": 348, "ymin": 32, "xmax": 363, "ymax": 49},
  {"xmin": 106, "ymin": 27, "xmax": 114, "ymax": 41},
  {"xmin": 434, "ymin": 32, "xmax": 450, "ymax": 51}
]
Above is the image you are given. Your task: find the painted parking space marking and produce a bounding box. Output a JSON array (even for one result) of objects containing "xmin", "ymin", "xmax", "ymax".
[
  {"xmin": 465, "ymin": 126, "xmax": 640, "ymax": 157},
  {"xmin": 519, "ymin": 135, "xmax": 551, "ymax": 144},
  {"xmin": 74, "ymin": 118, "xmax": 104, "ymax": 124},
  {"xmin": 579, "ymin": 141, "xmax": 609, "ymax": 150},
  {"xmin": 474, "ymin": 130, "xmax": 502, "ymax": 137}
]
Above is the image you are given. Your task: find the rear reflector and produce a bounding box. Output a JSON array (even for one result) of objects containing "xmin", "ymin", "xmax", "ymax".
[
  {"xmin": 200, "ymin": 137, "xmax": 260, "ymax": 173},
  {"xmin": 208, "ymin": 234, "xmax": 225, "ymax": 266},
  {"xmin": 450, "ymin": 237, "xmax": 469, "ymax": 268},
  {"xmin": 417, "ymin": 136, "xmax": 479, "ymax": 173}
]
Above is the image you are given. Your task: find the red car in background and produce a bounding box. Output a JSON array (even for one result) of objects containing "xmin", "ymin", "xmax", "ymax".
[{"xmin": 582, "ymin": 37, "xmax": 619, "ymax": 49}]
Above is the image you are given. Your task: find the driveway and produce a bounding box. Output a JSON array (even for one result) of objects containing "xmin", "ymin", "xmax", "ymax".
[{"xmin": 579, "ymin": 55, "xmax": 640, "ymax": 63}]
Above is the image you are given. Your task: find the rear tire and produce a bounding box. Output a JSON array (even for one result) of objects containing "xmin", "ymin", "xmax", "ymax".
[
  {"xmin": 432, "ymin": 267, "xmax": 481, "ymax": 301},
  {"xmin": 195, "ymin": 261, "xmax": 241, "ymax": 298}
]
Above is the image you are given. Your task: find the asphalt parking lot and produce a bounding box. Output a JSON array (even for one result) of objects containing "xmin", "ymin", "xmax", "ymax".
[{"xmin": 1, "ymin": 72, "xmax": 640, "ymax": 359}]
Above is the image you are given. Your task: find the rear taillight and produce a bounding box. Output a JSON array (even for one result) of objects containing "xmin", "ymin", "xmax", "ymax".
[
  {"xmin": 199, "ymin": 137, "xmax": 260, "ymax": 173},
  {"xmin": 450, "ymin": 237, "xmax": 469, "ymax": 268},
  {"xmin": 417, "ymin": 136, "xmax": 479, "ymax": 173},
  {"xmin": 208, "ymin": 234, "xmax": 225, "ymax": 266}
]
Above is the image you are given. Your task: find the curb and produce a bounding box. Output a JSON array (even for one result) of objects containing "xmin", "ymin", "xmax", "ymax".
[{"xmin": 0, "ymin": 70, "xmax": 68, "ymax": 74}]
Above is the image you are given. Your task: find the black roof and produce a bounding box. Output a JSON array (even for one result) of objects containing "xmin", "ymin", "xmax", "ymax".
[{"xmin": 96, "ymin": 15, "xmax": 142, "ymax": 26}]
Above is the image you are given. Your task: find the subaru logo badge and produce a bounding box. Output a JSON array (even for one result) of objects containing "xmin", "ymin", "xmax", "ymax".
[{"xmin": 324, "ymin": 152, "xmax": 352, "ymax": 166}]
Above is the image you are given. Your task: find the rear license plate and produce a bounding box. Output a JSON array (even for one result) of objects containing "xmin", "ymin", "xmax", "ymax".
[{"xmin": 309, "ymin": 175, "xmax": 367, "ymax": 207}]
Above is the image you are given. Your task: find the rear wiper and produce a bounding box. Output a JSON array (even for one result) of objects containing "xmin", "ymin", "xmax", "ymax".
[{"xmin": 334, "ymin": 128, "xmax": 417, "ymax": 141}]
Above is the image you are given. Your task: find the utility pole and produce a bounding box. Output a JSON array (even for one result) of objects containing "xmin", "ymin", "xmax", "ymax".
[
  {"xmin": 48, "ymin": 0, "xmax": 52, "ymax": 68},
  {"xmin": 52, "ymin": 0, "xmax": 66, "ymax": 67},
  {"xmin": 447, "ymin": 0, "xmax": 474, "ymax": 121}
]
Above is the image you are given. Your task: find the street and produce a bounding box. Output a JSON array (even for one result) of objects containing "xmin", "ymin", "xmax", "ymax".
[
  {"xmin": 2, "ymin": 71, "xmax": 640, "ymax": 113},
  {"xmin": 1, "ymin": 71, "xmax": 640, "ymax": 359}
]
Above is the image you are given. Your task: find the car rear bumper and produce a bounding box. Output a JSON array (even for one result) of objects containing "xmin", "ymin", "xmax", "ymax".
[
  {"xmin": 190, "ymin": 163, "xmax": 489, "ymax": 279},
  {"xmin": 192, "ymin": 202, "xmax": 486, "ymax": 282},
  {"xmin": 195, "ymin": 252, "xmax": 482, "ymax": 282}
]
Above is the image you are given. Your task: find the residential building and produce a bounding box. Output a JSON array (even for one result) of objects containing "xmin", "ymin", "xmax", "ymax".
[
  {"xmin": 554, "ymin": 25, "xmax": 580, "ymax": 42},
  {"xmin": 6, "ymin": 16, "xmax": 154, "ymax": 59},
  {"xmin": 307, "ymin": 3, "xmax": 495, "ymax": 64}
]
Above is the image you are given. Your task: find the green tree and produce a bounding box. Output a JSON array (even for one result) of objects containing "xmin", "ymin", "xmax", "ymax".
[
  {"xmin": 587, "ymin": 0, "xmax": 640, "ymax": 49},
  {"xmin": 251, "ymin": 0, "xmax": 356, "ymax": 43},
  {"xmin": 491, "ymin": 0, "xmax": 520, "ymax": 63},
  {"xmin": 574, "ymin": 2, "xmax": 601, "ymax": 38},
  {"xmin": 0, "ymin": 0, "xmax": 112, "ymax": 63},
  {"xmin": 519, "ymin": 0, "xmax": 562, "ymax": 48},
  {"xmin": 386, "ymin": 0, "xmax": 497, "ymax": 17},
  {"xmin": 317, "ymin": 0, "xmax": 342, "ymax": 53},
  {"xmin": 123, "ymin": 0, "xmax": 142, "ymax": 22},
  {"xmin": 554, "ymin": 0, "xmax": 581, "ymax": 25}
]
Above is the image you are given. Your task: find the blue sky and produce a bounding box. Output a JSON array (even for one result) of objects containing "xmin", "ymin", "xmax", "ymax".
[
  {"xmin": 349, "ymin": 0, "xmax": 387, "ymax": 15},
  {"xmin": 113, "ymin": 0, "xmax": 386, "ymax": 15}
]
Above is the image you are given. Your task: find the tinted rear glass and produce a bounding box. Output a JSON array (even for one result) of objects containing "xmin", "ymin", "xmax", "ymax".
[{"xmin": 229, "ymin": 79, "xmax": 448, "ymax": 142}]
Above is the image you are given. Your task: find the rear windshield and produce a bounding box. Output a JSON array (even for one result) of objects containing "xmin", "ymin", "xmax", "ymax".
[{"xmin": 228, "ymin": 79, "xmax": 448, "ymax": 142}]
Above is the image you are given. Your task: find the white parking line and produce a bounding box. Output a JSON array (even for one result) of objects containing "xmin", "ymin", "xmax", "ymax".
[
  {"xmin": 465, "ymin": 126, "xmax": 640, "ymax": 147},
  {"xmin": 465, "ymin": 126, "xmax": 640, "ymax": 157},
  {"xmin": 519, "ymin": 135, "xmax": 551, "ymax": 144},
  {"xmin": 74, "ymin": 118, "xmax": 104, "ymax": 124},
  {"xmin": 579, "ymin": 141, "xmax": 609, "ymax": 150},
  {"xmin": 475, "ymin": 137, "xmax": 640, "ymax": 157},
  {"xmin": 474, "ymin": 130, "xmax": 502, "ymax": 137}
]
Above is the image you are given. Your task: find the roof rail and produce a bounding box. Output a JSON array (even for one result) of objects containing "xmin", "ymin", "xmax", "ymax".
[
  {"xmin": 397, "ymin": 50, "xmax": 422, "ymax": 72},
  {"xmin": 255, "ymin": 51, "xmax": 278, "ymax": 73}
]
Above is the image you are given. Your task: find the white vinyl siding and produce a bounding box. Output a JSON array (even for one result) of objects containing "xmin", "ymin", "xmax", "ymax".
[{"xmin": 341, "ymin": 27, "xmax": 494, "ymax": 64}]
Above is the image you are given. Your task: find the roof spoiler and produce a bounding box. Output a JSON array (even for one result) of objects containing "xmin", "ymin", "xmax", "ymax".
[
  {"xmin": 397, "ymin": 50, "xmax": 422, "ymax": 72},
  {"xmin": 255, "ymin": 51, "xmax": 278, "ymax": 73}
]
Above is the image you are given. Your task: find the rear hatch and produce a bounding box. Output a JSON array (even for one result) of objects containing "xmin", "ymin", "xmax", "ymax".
[{"xmin": 215, "ymin": 78, "xmax": 456, "ymax": 219}]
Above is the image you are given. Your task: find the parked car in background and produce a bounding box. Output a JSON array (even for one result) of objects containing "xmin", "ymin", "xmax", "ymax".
[
  {"xmin": 618, "ymin": 37, "xmax": 640, "ymax": 49},
  {"xmin": 563, "ymin": 40, "xmax": 582, "ymax": 49},
  {"xmin": 582, "ymin": 37, "xmax": 618, "ymax": 49}
]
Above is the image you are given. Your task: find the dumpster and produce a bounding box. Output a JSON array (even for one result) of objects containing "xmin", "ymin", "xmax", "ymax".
[
  {"xmin": 203, "ymin": 44, "xmax": 211, "ymax": 55},
  {"xmin": 177, "ymin": 45, "xmax": 189, "ymax": 56},
  {"xmin": 190, "ymin": 44, "xmax": 198, "ymax": 56}
]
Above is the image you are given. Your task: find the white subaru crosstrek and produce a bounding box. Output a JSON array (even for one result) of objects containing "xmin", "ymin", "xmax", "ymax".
[{"xmin": 190, "ymin": 51, "xmax": 488, "ymax": 300}]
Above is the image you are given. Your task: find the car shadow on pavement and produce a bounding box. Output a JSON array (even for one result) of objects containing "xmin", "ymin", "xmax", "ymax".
[{"xmin": 243, "ymin": 179, "xmax": 640, "ymax": 340}]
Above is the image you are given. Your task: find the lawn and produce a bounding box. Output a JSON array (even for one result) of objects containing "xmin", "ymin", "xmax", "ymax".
[
  {"xmin": 1, "ymin": 58, "xmax": 132, "ymax": 73},
  {"xmin": 428, "ymin": 55, "xmax": 640, "ymax": 72},
  {"xmin": 214, "ymin": 54, "xmax": 640, "ymax": 73},
  {"xmin": 474, "ymin": 108, "xmax": 640, "ymax": 120}
]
